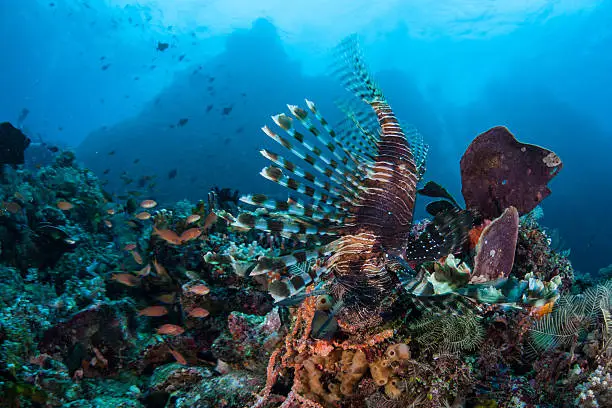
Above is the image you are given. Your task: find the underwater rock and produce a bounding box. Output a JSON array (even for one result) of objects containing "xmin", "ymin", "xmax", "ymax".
[
  {"xmin": 167, "ymin": 370, "xmax": 264, "ymax": 408},
  {"xmin": 460, "ymin": 126, "xmax": 562, "ymax": 219},
  {"xmin": 149, "ymin": 363, "xmax": 213, "ymax": 394},
  {"xmin": 472, "ymin": 206, "xmax": 519, "ymax": 282},
  {"xmin": 211, "ymin": 308, "xmax": 283, "ymax": 372},
  {"xmin": 39, "ymin": 300, "xmax": 138, "ymax": 377},
  {"xmin": 63, "ymin": 397, "xmax": 145, "ymax": 408},
  {"xmin": 0, "ymin": 122, "xmax": 30, "ymax": 172}
]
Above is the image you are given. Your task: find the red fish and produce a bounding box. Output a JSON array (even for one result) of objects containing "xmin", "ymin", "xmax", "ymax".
[
  {"xmin": 169, "ymin": 348, "xmax": 187, "ymax": 365},
  {"xmin": 187, "ymin": 284, "xmax": 210, "ymax": 296},
  {"xmin": 156, "ymin": 324, "xmax": 185, "ymax": 336},
  {"xmin": 179, "ymin": 227, "xmax": 202, "ymax": 243},
  {"xmin": 153, "ymin": 227, "xmax": 182, "ymax": 245},
  {"xmin": 138, "ymin": 306, "xmax": 168, "ymax": 317},
  {"xmin": 188, "ymin": 307, "xmax": 210, "ymax": 318},
  {"xmin": 112, "ymin": 273, "xmax": 140, "ymax": 287},
  {"xmin": 140, "ymin": 199, "xmax": 157, "ymax": 209}
]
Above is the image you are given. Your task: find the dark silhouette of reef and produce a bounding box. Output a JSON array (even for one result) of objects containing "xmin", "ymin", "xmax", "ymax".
[
  {"xmin": 76, "ymin": 19, "xmax": 341, "ymax": 205},
  {"xmin": 0, "ymin": 122, "xmax": 30, "ymax": 173}
]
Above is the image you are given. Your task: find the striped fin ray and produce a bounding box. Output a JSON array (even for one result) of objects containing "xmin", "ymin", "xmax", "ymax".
[
  {"xmin": 258, "ymin": 149, "xmax": 360, "ymax": 206},
  {"xmin": 333, "ymin": 34, "xmax": 384, "ymax": 103},
  {"xmin": 261, "ymin": 124, "xmax": 365, "ymax": 194},
  {"xmin": 240, "ymin": 194, "xmax": 344, "ymax": 224},
  {"xmin": 231, "ymin": 212, "xmax": 333, "ymax": 236},
  {"xmin": 258, "ymin": 166, "xmax": 345, "ymax": 214},
  {"xmin": 286, "ymin": 103, "xmax": 360, "ymax": 174},
  {"xmin": 269, "ymin": 113, "xmax": 367, "ymax": 187},
  {"xmin": 303, "ymin": 99, "xmax": 370, "ymax": 169},
  {"xmin": 403, "ymin": 125, "xmax": 429, "ymax": 181},
  {"xmin": 408, "ymin": 292, "xmax": 477, "ymax": 318},
  {"xmin": 336, "ymin": 97, "xmax": 381, "ymax": 151}
]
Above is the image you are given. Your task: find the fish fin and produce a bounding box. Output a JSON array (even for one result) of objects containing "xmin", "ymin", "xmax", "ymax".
[
  {"xmin": 312, "ymin": 299, "xmax": 344, "ymax": 339},
  {"xmin": 402, "ymin": 208, "xmax": 475, "ymax": 263},
  {"xmin": 333, "ymin": 34, "xmax": 384, "ymax": 103},
  {"xmin": 275, "ymin": 288, "xmax": 328, "ymax": 307}
]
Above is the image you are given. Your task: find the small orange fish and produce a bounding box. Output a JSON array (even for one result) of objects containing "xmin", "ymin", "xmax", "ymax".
[
  {"xmin": 153, "ymin": 259, "xmax": 170, "ymax": 278},
  {"xmin": 138, "ymin": 305, "xmax": 168, "ymax": 317},
  {"xmin": 104, "ymin": 220, "xmax": 113, "ymax": 228},
  {"xmin": 188, "ymin": 284, "xmax": 210, "ymax": 296},
  {"xmin": 123, "ymin": 243, "xmax": 137, "ymax": 251},
  {"xmin": 186, "ymin": 214, "xmax": 201, "ymax": 224},
  {"xmin": 179, "ymin": 227, "xmax": 202, "ymax": 243},
  {"xmin": 202, "ymin": 212, "xmax": 218, "ymax": 231},
  {"xmin": 153, "ymin": 227, "xmax": 182, "ymax": 245},
  {"xmin": 156, "ymin": 293, "xmax": 177, "ymax": 304},
  {"xmin": 131, "ymin": 250, "xmax": 144, "ymax": 265},
  {"xmin": 106, "ymin": 208, "xmax": 116, "ymax": 215},
  {"xmin": 111, "ymin": 273, "xmax": 140, "ymax": 287},
  {"xmin": 57, "ymin": 200, "xmax": 74, "ymax": 210},
  {"xmin": 140, "ymin": 199, "xmax": 157, "ymax": 209},
  {"xmin": 188, "ymin": 307, "xmax": 210, "ymax": 318},
  {"xmin": 3, "ymin": 201, "xmax": 21, "ymax": 214},
  {"xmin": 125, "ymin": 221, "xmax": 139, "ymax": 228},
  {"xmin": 136, "ymin": 264, "xmax": 151, "ymax": 277},
  {"xmin": 156, "ymin": 324, "xmax": 185, "ymax": 336},
  {"xmin": 135, "ymin": 211, "xmax": 151, "ymax": 220},
  {"xmin": 14, "ymin": 192, "xmax": 25, "ymax": 201},
  {"xmin": 168, "ymin": 348, "xmax": 187, "ymax": 365},
  {"xmin": 532, "ymin": 301, "xmax": 555, "ymax": 319}
]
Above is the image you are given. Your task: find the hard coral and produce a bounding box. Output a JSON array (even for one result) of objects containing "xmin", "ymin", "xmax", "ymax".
[{"xmin": 460, "ymin": 126, "xmax": 562, "ymax": 220}]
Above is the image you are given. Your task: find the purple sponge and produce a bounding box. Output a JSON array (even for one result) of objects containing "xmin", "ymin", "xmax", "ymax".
[{"xmin": 460, "ymin": 126, "xmax": 562, "ymax": 220}]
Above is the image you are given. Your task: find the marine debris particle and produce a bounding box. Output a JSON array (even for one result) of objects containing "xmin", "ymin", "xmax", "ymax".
[
  {"xmin": 472, "ymin": 206, "xmax": 520, "ymax": 282},
  {"xmin": 156, "ymin": 41, "xmax": 169, "ymax": 51},
  {"xmin": 460, "ymin": 126, "xmax": 562, "ymax": 219}
]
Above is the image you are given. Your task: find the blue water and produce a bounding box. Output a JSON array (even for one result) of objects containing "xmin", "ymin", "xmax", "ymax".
[{"xmin": 2, "ymin": 0, "xmax": 611, "ymax": 275}]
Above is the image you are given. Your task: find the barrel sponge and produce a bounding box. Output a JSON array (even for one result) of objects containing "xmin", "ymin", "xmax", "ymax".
[
  {"xmin": 385, "ymin": 377, "xmax": 403, "ymax": 399},
  {"xmin": 460, "ymin": 126, "xmax": 562, "ymax": 220},
  {"xmin": 370, "ymin": 360, "xmax": 392, "ymax": 386},
  {"xmin": 471, "ymin": 206, "xmax": 519, "ymax": 282},
  {"xmin": 385, "ymin": 343, "xmax": 411, "ymax": 361},
  {"xmin": 339, "ymin": 350, "xmax": 368, "ymax": 395}
]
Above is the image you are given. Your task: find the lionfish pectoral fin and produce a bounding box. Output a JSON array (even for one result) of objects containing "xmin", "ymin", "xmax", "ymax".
[{"xmin": 275, "ymin": 288, "xmax": 328, "ymax": 307}]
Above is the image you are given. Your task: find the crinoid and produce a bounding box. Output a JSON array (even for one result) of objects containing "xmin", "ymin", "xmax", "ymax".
[
  {"xmin": 409, "ymin": 309, "xmax": 484, "ymax": 353},
  {"xmin": 528, "ymin": 280, "xmax": 612, "ymax": 354}
]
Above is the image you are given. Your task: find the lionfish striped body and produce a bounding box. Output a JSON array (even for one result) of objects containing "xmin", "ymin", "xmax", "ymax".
[{"xmin": 226, "ymin": 36, "xmax": 427, "ymax": 316}]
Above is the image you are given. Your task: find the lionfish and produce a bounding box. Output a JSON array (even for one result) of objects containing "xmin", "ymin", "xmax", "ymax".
[{"xmin": 222, "ymin": 36, "xmax": 555, "ymax": 323}]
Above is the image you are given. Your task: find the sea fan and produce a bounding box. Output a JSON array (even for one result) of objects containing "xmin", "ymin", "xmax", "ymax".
[
  {"xmin": 529, "ymin": 280, "xmax": 612, "ymax": 351},
  {"xmin": 409, "ymin": 309, "xmax": 484, "ymax": 353}
]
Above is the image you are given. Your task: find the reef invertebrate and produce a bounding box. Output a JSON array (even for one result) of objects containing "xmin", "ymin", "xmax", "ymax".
[{"xmin": 460, "ymin": 126, "xmax": 562, "ymax": 220}]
